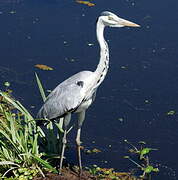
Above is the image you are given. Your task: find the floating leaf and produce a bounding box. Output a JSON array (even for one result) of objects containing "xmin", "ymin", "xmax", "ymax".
[
  {"xmin": 142, "ymin": 165, "xmax": 154, "ymax": 174},
  {"xmin": 87, "ymin": 43, "xmax": 94, "ymax": 46},
  {"xmin": 118, "ymin": 117, "xmax": 124, "ymax": 122},
  {"xmin": 4, "ymin": 82, "xmax": 10, "ymax": 87},
  {"xmin": 35, "ymin": 64, "xmax": 53, "ymax": 71},
  {"xmin": 167, "ymin": 110, "xmax": 176, "ymax": 115},
  {"xmin": 140, "ymin": 148, "xmax": 151, "ymax": 159},
  {"xmin": 121, "ymin": 66, "xmax": 127, "ymax": 69},
  {"xmin": 65, "ymin": 57, "xmax": 77, "ymax": 62},
  {"xmin": 153, "ymin": 168, "xmax": 159, "ymax": 172},
  {"xmin": 9, "ymin": 11, "xmax": 16, "ymax": 14},
  {"xmin": 76, "ymin": 0, "xmax": 95, "ymax": 7},
  {"xmin": 86, "ymin": 148, "xmax": 101, "ymax": 154},
  {"xmin": 144, "ymin": 99, "xmax": 149, "ymax": 103},
  {"xmin": 92, "ymin": 148, "xmax": 101, "ymax": 153},
  {"xmin": 140, "ymin": 148, "xmax": 157, "ymax": 159}
]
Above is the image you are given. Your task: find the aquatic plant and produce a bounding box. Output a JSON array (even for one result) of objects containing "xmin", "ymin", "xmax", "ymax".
[
  {"xmin": 124, "ymin": 140, "xmax": 159, "ymax": 179},
  {"xmin": 0, "ymin": 84, "xmax": 57, "ymax": 179},
  {"xmin": 85, "ymin": 164, "xmax": 142, "ymax": 180}
]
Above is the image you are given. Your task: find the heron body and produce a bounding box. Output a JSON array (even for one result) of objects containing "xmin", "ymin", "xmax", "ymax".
[
  {"xmin": 37, "ymin": 11, "xmax": 140, "ymax": 174},
  {"xmin": 37, "ymin": 71, "xmax": 95, "ymax": 119}
]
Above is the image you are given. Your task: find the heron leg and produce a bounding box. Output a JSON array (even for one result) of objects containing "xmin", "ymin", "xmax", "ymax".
[
  {"xmin": 76, "ymin": 111, "xmax": 86, "ymax": 174},
  {"xmin": 59, "ymin": 113, "xmax": 71, "ymax": 174}
]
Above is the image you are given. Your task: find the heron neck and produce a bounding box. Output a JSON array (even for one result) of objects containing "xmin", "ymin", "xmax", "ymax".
[{"xmin": 95, "ymin": 18, "xmax": 109, "ymax": 85}]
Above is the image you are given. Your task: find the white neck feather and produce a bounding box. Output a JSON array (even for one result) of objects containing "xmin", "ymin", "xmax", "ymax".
[{"xmin": 94, "ymin": 17, "xmax": 109, "ymax": 86}]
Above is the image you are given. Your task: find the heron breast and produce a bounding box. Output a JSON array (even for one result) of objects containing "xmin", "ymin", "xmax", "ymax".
[{"xmin": 75, "ymin": 99, "xmax": 93, "ymax": 113}]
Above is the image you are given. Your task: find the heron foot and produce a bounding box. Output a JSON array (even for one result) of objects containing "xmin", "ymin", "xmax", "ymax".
[{"xmin": 58, "ymin": 170, "xmax": 62, "ymax": 175}]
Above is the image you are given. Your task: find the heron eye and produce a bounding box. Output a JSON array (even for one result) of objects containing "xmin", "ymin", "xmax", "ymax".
[{"xmin": 108, "ymin": 16, "xmax": 114, "ymax": 21}]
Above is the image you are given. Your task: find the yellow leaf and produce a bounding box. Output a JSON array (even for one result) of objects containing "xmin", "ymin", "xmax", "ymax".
[
  {"xmin": 76, "ymin": 0, "xmax": 95, "ymax": 7},
  {"xmin": 35, "ymin": 64, "xmax": 53, "ymax": 71}
]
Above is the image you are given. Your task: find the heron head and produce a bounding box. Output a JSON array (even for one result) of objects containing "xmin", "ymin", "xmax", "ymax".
[{"xmin": 100, "ymin": 11, "xmax": 140, "ymax": 28}]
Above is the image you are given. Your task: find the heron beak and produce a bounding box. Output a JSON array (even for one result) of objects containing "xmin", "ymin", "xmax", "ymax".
[{"xmin": 120, "ymin": 18, "xmax": 140, "ymax": 27}]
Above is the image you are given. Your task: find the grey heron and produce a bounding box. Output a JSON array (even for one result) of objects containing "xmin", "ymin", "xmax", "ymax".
[{"xmin": 37, "ymin": 11, "xmax": 140, "ymax": 174}]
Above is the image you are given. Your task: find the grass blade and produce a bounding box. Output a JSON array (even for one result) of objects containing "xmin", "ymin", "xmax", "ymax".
[
  {"xmin": 35, "ymin": 73, "xmax": 47, "ymax": 102},
  {"xmin": 0, "ymin": 161, "xmax": 20, "ymax": 167},
  {"xmin": 31, "ymin": 155, "xmax": 58, "ymax": 173},
  {"xmin": 0, "ymin": 91, "xmax": 33, "ymax": 120}
]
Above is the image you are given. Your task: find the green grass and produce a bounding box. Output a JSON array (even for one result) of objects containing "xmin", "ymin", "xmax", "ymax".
[{"xmin": 0, "ymin": 77, "xmax": 59, "ymax": 179}]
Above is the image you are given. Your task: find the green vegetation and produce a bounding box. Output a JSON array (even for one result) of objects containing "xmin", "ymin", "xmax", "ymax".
[
  {"xmin": 83, "ymin": 140, "xmax": 159, "ymax": 180},
  {"xmin": 86, "ymin": 165, "xmax": 141, "ymax": 180},
  {"xmin": 124, "ymin": 140, "xmax": 159, "ymax": 179},
  {"xmin": 0, "ymin": 74, "xmax": 75, "ymax": 179},
  {"xmin": 0, "ymin": 77, "xmax": 60, "ymax": 179}
]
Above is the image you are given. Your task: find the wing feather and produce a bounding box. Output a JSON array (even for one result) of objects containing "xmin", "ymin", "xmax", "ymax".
[{"xmin": 37, "ymin": 71, "xmax": 93, "ymax": 120}]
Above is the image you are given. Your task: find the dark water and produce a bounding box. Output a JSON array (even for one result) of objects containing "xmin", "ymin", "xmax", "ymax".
[{"xmin": 0, "ymin": 0, "xmax": 178, "ymax": 179}]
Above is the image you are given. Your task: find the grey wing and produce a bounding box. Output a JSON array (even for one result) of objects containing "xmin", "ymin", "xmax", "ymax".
[{"xmin": 37, "ymin": 71, "xmax": 93, "ymax": 120}]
